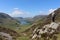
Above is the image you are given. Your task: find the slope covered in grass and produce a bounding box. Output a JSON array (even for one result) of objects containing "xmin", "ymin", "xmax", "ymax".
[{"xmin": 0, "ymin": 13, "xmax": 20, "ymax": 30}]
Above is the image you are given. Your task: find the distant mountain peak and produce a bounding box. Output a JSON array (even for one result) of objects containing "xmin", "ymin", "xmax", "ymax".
[
  {"xmin": 0, "ymin": 12, "xmax": 20, "ymax": 29},
  {"xmin": 0, "ymin": 12, "xmax": 12, "ymax": 19}
]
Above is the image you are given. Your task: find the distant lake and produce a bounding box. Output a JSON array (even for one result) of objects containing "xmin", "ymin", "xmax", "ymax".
[{"xmin": 20, "ymin": 20, "xmax": 29, "ymax": 25}]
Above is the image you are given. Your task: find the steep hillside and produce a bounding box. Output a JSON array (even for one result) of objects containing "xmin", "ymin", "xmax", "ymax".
[
  {"xmin": 23, "ymin": 8, "xmax": 60, "ymax": 35},
  {"xmin": 0, "ymin": 13, "xmax": 21, "ymax": 40},
  {"xmin": 33, "ymin": 15, "xmax": 47, "ymax": 21},
  {"xmin": 14, "ymin": 17, "xmax": 23, "ymax": 23},
  {"xmin": 0, "ymin": 13, "xmax": 20, "ymax": 30}
]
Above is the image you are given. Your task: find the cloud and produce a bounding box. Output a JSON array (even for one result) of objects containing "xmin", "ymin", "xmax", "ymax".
[
  {"xmin": 13, "ymin": 8, "xmax": 19, "ymax": 9},
  {"xmin": 9, "ymin": 8, "xmax": 57, "ymax": 17},
  {"xmin": 49, "ymin": 9, "xmax": 56, "ymax": 13},
  {"xmin": 9, "ymin": 8, "xmax": 29, "ymax": 17},
  {"xmin": 39, "ymin": 8, "xmax": 56, "ymax": 15}
]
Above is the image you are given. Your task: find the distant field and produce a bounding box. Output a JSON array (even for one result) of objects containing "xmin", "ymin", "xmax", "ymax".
[
  {"xmin": 15, "ymin": 24, "xmax": 31, "ymax": 40},
  {"xmin": 16, "ymin": 24, "xmax": 31, "ymax": 33}
]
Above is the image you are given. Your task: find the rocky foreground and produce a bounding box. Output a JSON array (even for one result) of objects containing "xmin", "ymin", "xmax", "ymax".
[{"xmin": 0, "ymin": 27, "xmax": 20, "ymax": 40}]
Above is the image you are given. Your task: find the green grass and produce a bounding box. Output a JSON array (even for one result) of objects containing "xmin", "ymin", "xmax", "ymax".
[
  {"xmin": 15, "ymin": 24, "xmax": 32, "ymax": 40},
  {"xmin": 16, "ymin": 24, "xmax": 31, "ymax": 33},
  {"xmin": 16, "ymin": 36, "xmax": 29, "ymax": 40},
  {"xmin": 57, "ymin": 34, "xmax": 60, "ymax": 40}
]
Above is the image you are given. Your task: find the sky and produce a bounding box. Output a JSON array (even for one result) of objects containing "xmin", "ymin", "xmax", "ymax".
[{"xmin": 0, "ymin": 0, "xmax": 60, "ymax": 17}]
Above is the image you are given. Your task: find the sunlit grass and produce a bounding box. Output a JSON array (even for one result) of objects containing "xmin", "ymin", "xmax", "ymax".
[
  {"xmin": 16, "ymin": 24, "xmax": 31, "ymax": 33},
  {"xmin": 16, "ymin": 36, "xmax": 29, "ymax": 40}
]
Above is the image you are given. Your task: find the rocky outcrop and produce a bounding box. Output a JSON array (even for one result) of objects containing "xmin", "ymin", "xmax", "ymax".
[
  {"xmin": 0, "ymin": 32, "xmax": 12, "ymax": 40},
  {"xmin": 0, "ymin": 27, "xmax": 20, "ymax": 39},
  {"xmin": 32, "ymin": 22, "xmax": 60, "ymax": 40}
]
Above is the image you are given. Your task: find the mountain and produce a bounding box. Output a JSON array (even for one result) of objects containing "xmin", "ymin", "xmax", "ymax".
[
  {"xmin": 14, "ymin": 17, "xmax": 23, "ymax": 23},
  {"xmin": 0, "ymin": 13, "xmax": 21, "ymax": 40},
  {"xmin": 14, "ymin": 15, "xmax": 47, "ymax": 25},
  {"xmin": 24, "ymin": 17, "xmax": 34, "ymax": 24},
  {"xmin": 33, "ymin": 15, "xmax": 47, "ymax": 20},
  {"xmin": 13, "ymin": 17, "xmax": 30, "ymax": 25},
  {"xmin": 0, "ymin": 13, "xmax": 13, "ymax": 19},
  {"xmin": 0, "ymin": 12, "xmax": 20, "ymax": 30},
  {"xmin": 23, "ymin": 8, "xmax": 60, "ymax": 35}
]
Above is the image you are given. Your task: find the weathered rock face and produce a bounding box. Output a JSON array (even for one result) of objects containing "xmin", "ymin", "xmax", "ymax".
[
  {"xmin": 48, "ymin": 8, "xmax": 60, "ymax": 22},
  {"xmin": 31, "ymin": 22, "xmax": 60, "ymax": 40},
  {"xmin": 24, "ymin": 8, "xmax": 60, "ymax": 35},
  {"xmin": 0, "ymin": 32, "xmax": 12, "ymax": 40}
]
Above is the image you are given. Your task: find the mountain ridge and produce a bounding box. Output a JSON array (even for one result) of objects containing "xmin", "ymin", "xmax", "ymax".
[
  {"xmin": 23, "ymin": 8, "xmax": 60, "ymax": 35},
  {"xmin": 0, "ymin": 12, "xmax": 20, "ymax": 29}
]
